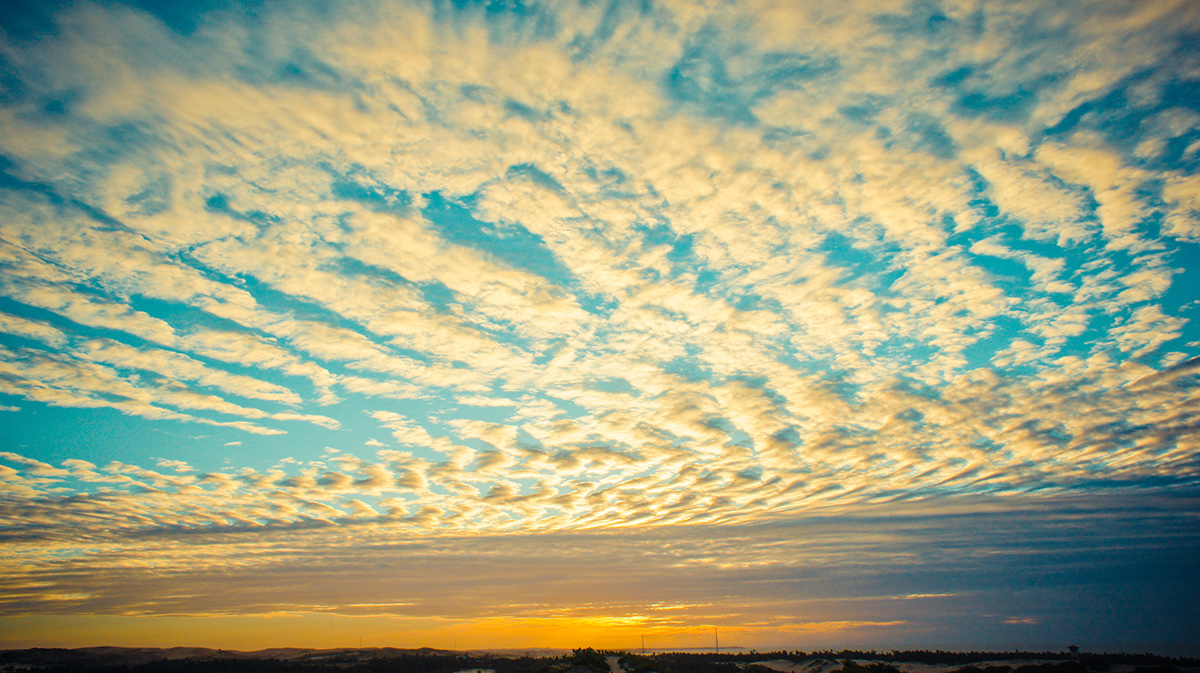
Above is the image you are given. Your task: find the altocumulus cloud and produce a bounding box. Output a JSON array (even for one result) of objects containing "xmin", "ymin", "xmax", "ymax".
[{"xmin": 0, "ymin": 0, "xmax": 1199, "ymax": 653}]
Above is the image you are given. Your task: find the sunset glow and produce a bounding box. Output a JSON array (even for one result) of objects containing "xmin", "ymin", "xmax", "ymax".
[{"xmin": 1, "ymin": 0, "xmax": 1198, "ymax": 655}]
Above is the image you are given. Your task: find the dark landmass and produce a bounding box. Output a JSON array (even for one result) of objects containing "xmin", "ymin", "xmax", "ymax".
[{"xmin": 1, "ymin": 647, "xmax": 1198, "ymax": 673}]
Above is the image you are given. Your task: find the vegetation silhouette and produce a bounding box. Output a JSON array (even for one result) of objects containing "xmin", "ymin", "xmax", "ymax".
[
  {"xmin": 1, "ymin": 647, "xmax": 1197, "ymax": 673},
  {"xmin": 567, "ymin": 648, "xmax": 609, "ymax": 672}
]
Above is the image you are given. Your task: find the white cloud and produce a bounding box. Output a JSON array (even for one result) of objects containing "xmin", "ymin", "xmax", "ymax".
[{"xmin": 0, "ymin": 0, "xmax": 1196, "ymax": 624}]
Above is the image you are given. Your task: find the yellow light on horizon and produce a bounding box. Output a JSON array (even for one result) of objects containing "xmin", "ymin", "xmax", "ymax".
[{"xmin": 0, "ymin": 611, "xmax": 911, "ymax": 652}]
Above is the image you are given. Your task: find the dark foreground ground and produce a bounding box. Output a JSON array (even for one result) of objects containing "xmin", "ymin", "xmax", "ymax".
[{"xmin": 1, "ymin": 648, "xmax": 1198, "ymax": 673}]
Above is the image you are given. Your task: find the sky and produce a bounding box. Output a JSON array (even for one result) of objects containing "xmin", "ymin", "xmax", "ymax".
[{"xmin": 0, "ymin": 0, "xmax": 1199, "ymax": 656}]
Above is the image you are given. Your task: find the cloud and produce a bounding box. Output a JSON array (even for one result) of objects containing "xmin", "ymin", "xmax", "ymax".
[
  {"xmin": 0, "ymin": 0, "xmax": 1197, "ymax": 649},
  {"xmin": 80, "ymin": 338, "xmax": 302, "ymax": 405},
  {"xmin": 0, "ymin": 312, "xmax": 70, "ymax": 349},
  {"xmin": 0, "ymin": 0, "xmax": 1193, "ymax": 509},
  {"xmin": 0, "ymin": 490, "xmax": 1194, "ymax": 650}
]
